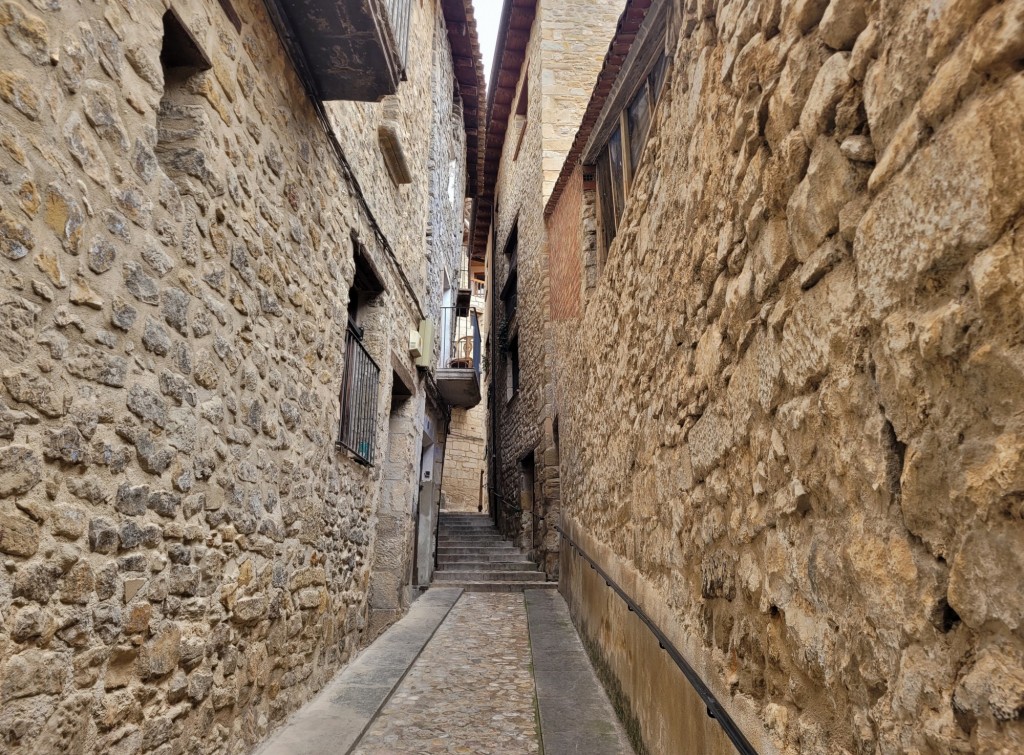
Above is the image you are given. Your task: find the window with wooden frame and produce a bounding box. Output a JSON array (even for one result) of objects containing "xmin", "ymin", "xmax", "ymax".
[{"xmin": 594, "ymin": 50, "xmax": 669, "ymax": 258}]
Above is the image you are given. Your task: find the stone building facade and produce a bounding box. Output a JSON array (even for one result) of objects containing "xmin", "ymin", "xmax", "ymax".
[
  {"xmin": 478, "ymin": 0, "xmax": 622, "ymax": 575},
  {"xmin": 544, "ymin": 0, "xmax": 1024, "ymax": 753},
  {"xmin": 0, "ymin": 0, "xmax": 482, "ymax": 751}
]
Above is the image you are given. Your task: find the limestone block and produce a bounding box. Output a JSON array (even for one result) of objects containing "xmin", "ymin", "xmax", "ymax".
[
  {"xmin": 949, "ymin": 518, "xmax": 1024, "ymax": 631},
  {"xmin": 0, "ymin": 508, "xmax": 38, "ymax": 555}
]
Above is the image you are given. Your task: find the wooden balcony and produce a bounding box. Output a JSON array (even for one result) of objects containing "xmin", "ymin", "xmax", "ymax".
[{"xmin": 274, "ymin": 0, "xmax": 411, "ymax": 101}]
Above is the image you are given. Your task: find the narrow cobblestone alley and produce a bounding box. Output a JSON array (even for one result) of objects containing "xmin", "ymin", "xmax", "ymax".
[
  {"xmin": 258, "ymin": 586, "xmax": 632, "ymax": 755},
  {"xmin": 353, "ymin": 593, "xmax": 540, "ymax": 755}
]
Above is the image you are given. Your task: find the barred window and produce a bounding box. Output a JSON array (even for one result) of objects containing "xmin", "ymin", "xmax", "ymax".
[
  {"xmin": 338, "ymin": 238, "xmax": 385, "ymax": 465},
  {"xmin": 339, "ymin": 326, "xmax": 380, "ymax": 464}
]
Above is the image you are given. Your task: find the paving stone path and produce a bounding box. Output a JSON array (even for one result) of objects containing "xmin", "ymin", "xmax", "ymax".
[{"xmin": 352, "ymin": 593, "xmax": 541, "ymax": 755}]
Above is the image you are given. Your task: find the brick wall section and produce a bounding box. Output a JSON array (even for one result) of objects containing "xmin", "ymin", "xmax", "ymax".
[
  {"xmin": 0, "ymin": 0, "xmax": 467, "ymax": 751},
  {"xmin": 547, "ymin": 167, "xmax": 583, "ymax": 322},
  {"xmin": 553, "ymin": 1, "xmax": 1024, "ymax": 752}
]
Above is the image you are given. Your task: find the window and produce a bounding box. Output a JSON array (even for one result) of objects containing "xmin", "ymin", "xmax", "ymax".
[
  {"xmin": 160, "ymin": 10, "xmax": 211, "ymax": 71},
  {"xmin": 594, "ymin": 51, "xmax": 670, "ymax": 258},
  {"xmin": 502, "ymin": 269, "xmax": 518, "ymax": 323},
  {"xmin": 339, "ymin": 239, "xmax": 385, "ymax": 465},
  {"xmin": 627, "ymin": 85, "xmax": 652, "ymax": 170},
  {"xmin": 501, "ymin": 221, "xmax": 519, "ymax": 321},
  {"xmin": 504, "ymin": 221, "xmax": 518, "ymax": 258},
  {"xmin": 506, "ymin": 335, "xmax": 520, "ymax": 401},
  {"xmin": 513, "ymin": 74, "xmax": 529, "ymax": 161}
]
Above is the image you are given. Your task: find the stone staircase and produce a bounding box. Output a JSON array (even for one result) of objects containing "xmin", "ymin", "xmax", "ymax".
[{"xmin": 432, "ymin": 512, "xmax": 555, "ymax": 592}]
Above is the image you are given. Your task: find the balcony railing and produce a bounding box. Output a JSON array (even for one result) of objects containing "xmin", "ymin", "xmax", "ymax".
[
  {"xmin": 386, "ymin": 0, "xmax": 411, "ymax": 71},
  {"xmin": 338, "ymin": 325, "xmax": 380, "ymax": 464},
  {"xmin": 440, "ymin": 306, "xmax": 481, "ymax": 373},
  {"xmin": 436, "ymin": 306, "xmax": 482, "ymax": 408}
]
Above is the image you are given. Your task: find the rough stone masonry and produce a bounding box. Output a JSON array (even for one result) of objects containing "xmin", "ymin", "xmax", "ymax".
[
  {"xmin": 0, "ymin": 0, "xmax": 476, "ymax": 751},
  {"xmin": 552, "ymin": 0, "xmax": 1024, "ymax": 753}
]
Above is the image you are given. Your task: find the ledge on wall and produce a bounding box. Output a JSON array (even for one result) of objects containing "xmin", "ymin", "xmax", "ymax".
[{"xmin": 379, "ymin": 96, "xmax": 412, "ymax": 184}]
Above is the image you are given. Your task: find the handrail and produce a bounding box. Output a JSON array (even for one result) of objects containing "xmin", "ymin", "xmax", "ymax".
[{"xmin": 555, "ymin": 523, "xmax": 759, "ymax": 755}]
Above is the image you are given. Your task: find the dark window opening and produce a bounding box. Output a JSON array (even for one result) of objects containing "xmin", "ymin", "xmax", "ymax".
[
  {"xmin": 504, "ymin": 221, "xmax": 518, "ymax": 258},
  {"xmin": 506, "ymin": 335, "xmax": 520, "ymax": 400},
  {"xmin": 160, "ymin": 10, "xmax": 211, "ymax": 72},
  {"xmin": 501, "ymin": 269, "xmax": 518, "ymax": 323},
  {"xmin": 519, "ymin": 452, "xmax": 536, "ymax": 515},
  {"xmin": 339, "ymin": 239, "xmax": 385, "ymax": 465},
  {"xmin": 513, "ymin": 74, "xmax": 529, "ymax": 161}
]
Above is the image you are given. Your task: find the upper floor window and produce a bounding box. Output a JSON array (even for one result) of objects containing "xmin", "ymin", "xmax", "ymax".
[
  {"xmin": 513, "ymin": 74, "xmax": 529, "ymax": 161},
  {"xmin": 595, "ymin": 52, "xmax": 669, "ymax": 256},
  {"xmin": 501, "ymin": 222, "xmax": 519, "ymax": 322}
]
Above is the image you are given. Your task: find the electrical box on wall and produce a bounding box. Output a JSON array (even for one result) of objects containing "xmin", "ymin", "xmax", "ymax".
[
  {"xmin": 415, "ymin": 319, "xmax": 434, "ymax": 368},
  {"xmin": 409, "ymin": 329, "xmax": 422, "ymax": 358}
]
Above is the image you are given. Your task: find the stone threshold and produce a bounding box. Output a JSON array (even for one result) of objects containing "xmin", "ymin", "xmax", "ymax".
[{"xmin": 255, "ymin": 587, "xmax": 463, "ymax": 755}]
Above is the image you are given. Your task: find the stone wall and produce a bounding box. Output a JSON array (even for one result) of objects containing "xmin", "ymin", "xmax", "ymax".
[
  {"xmin": 490, "ymin": 0, "xmax": 621, "ymax": 572},
  {"xmin": 552, "ymin": 0, "xmax": 1024, "ymax": 752},
  {"xmin": 441, "ymin": 398, "xmax": 487, "ymax": 513},
  {"xmin": 0, "ymin": 0, "xmax": 466, "ymax": 751}
]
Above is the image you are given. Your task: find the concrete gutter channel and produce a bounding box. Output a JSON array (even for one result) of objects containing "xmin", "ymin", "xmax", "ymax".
[
  {"xmin": 256, "ymin": 587, "xmax": 463, "ymax": 755},
  {"xmin": 525, "ymin": 589, "xmax": 635, "ymax": 755}
]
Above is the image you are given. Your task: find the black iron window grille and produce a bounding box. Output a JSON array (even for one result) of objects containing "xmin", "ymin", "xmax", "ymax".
[{"xmin": 338, "ymin": 325, "xmax": 380, "ymax": 465}]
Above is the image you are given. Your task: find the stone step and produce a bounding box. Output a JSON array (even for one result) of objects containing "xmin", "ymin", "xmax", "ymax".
[
  {"xmin": 437, "ymin": 538, "xmax": 506, "ymax": 545},
  {"xmin": 436, "ymin": 549, "xmax": 524, "ymax": 557},
  {"xmin": 438, "ymin": 557, "xmax": 535, "ymax": 567},
  {"xmin": 439, "ymin": 581, "xmax": 558, "ymax": 593},
  {"xmin": 435, "ymin": 560, "xmax": 539, "ymax": 571},
  {"xmin": 438, "ymin": 529, "xmax": 502, "ymax": 536},
  {"xmin": 434, "ymin": 570, "xmax": 548, "ymax": 583}
]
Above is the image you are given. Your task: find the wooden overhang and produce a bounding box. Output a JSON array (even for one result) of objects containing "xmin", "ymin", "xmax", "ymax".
[
  {"xmin": 272, "ymin": 0, "xmax": 406, "ymax": 101},
  {"xmin": 440, "ymin": 0, "xmax": 487, "ymax": 198},
  {"xmin": 469, "ymin": 0, "xmax": 538, "ymax": 262},
  {"xmin": 543, "ymin": 0, "xmax": 655, "ymax": 217}
]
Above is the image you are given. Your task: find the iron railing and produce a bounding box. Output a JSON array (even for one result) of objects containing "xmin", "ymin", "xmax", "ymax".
[
  {"xmin": 338, "ymin": 325, "xmax": 380, "ymax": 465},
  {"xmin": 555, "ymin": 523, "xmax": 759, "ymax": 755},
  {"xmin": 385, "ymin": 0, "xmax": 411, "ymax": 71},
  {"xmin": 439, "ymin": 306, "xmax": 481, "ymax": 374}
]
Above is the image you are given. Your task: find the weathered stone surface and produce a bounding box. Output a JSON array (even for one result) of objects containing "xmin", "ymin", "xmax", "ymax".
[
  {"xmin": 540, "ymin": 3, "xmax": 1024, "ymax": 754},
  {"xmin": 67, "ymin": 346, "xmax": 128, "ymax": 388},
  {"xmin": 1, "ymin": 650, "xmax": 65, "ymax": 702},
  {"xmin": 0, "ymin": 509, "xmax": 38, "ymax": 556},
  {"xmin": 0, "ymin": 0, "xmax": 473, "ymax": 750},
  {"xmin": 0, "ymin": 444, "xmax": 40, "ymax": 497},
  {"xmin": 139, "ymin": 623, "xmax": 180, "ymax": 679}
]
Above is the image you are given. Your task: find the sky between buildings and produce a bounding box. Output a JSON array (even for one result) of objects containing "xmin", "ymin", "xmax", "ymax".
[{"xmin": 473, "ymin": 0, "xmax": 502, "ymax": 90}]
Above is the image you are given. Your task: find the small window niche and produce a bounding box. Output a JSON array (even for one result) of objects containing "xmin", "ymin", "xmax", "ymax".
[
  {"xmin": 513, "ymin": 74, "xmax": 529, "ymax": 161},
  {"xmin": 157, "ymin": 10, "xmax": 213, "ymax": 193},
  {"xmin": 160, "ymin": 9, "xmax": 211, "ymax": 76}
]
